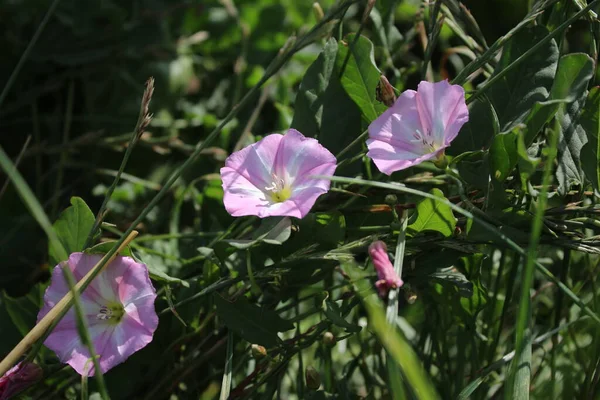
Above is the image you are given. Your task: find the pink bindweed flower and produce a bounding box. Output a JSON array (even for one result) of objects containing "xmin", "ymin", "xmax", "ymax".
[
  {"xmin": 220, "ymin": 129, "xmax": 337, "ymax": 218},
  {"xmin": 37, "ymin": 253, "xmax": 158, "ymax": 376},
  {"xmin": 368, "ymin": 241, "xmax": 403, "ymax": 297},
  {"xmin": 367, "ymin": 80, "xmax": 468, "ymax": 175},
  {"xmin": 0, "ymin": 362, "xmax": 42, "ymax": 400}
]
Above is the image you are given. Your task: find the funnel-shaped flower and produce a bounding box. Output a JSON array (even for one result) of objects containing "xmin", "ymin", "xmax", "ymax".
[
  {"xmin": 0, "ymin": 362, "xmax": 42, "ymax": 400},
  {"xmin": 37, "ymin": 253, "xmax": 158, "ymax": 376},
  {"xmin": 367, "ymin": 80, "xmax": 468, "ymax": 175},
  {"xmin": 369, "ymin": 241, "xmax": 403, "ymax": 297},
  {"xmin": 220, "ymin": 129, "xmax": 337, "ymax": 218}
]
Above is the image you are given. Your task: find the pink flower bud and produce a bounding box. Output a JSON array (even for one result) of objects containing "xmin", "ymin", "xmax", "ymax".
[
  {"xmin": 368, "ymin": 241, "xmax": 403, "ymax": 297},
  {"xmin": 0, "ymin": 362, "xmax": 42, "ymax": 400},
  {"xmin": 376, "ymin": 75, "xmax": 397, "ymax": 107}
]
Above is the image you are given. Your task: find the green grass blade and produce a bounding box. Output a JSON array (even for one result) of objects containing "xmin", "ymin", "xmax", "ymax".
[
  {"xmin": 0, "ymin": 145, "xmax": 68, "ymax": 262},
  {"xmin": 322, "ymin": 175, "xmax": 600, "ymax": 327}
]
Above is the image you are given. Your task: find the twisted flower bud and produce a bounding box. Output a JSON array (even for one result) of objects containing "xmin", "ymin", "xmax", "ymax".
[
  {"xmin": 368, "ymin": 241, "xmax": 403, "ymax": 297},
  {"xmin": 0, "ymin": 362, "xmax": 42, "ymax": 400}
]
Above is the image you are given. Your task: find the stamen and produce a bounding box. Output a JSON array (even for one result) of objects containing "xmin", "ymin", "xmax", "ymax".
[
  {"xmin": 263, "ymin": 173, "xmax": 291, "ymax": 203},
  {"xmin": 96, "ymin": 303, "xmax": 125, "ymax": 322},
  {"xmin": 97, "ymin": 306, "xmax": 113, "ymax": 320},
  {"xmin": 264, "ymin": 174, "xmax": 285, "ymax": 193}
]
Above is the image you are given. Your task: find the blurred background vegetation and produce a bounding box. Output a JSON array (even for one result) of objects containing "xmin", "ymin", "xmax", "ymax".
[{"xmin": 1, "ymin": 0, "xmax": 600, "ymax": 399}]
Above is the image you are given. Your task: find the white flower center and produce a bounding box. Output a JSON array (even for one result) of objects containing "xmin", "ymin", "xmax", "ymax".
[
  {"xmin": 413, "ymin": 128, "xmax": 437, "ymax": 151},
  {"xmin": 264, "ymin": 173, "xmax": 291, "ymax": 203},
  {"xmin": 96, "ymin": 303, "xmax": 125, "ymax": 324}
]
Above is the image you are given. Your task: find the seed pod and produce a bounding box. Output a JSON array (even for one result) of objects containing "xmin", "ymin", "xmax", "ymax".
[
  {"xmin": 305, "ymin": 366, "xmax": 321, "ymax": 390},
  {"xmin": 322, "ymin": 331, "xmax": 336, "ymax": 347},
  {"xmin": 251, "ymin": 344, "xmax": 267, "ymax": 359},
  {"xmin": 312, "ymin": 2, "xmax": 324, "ymax": 22}
]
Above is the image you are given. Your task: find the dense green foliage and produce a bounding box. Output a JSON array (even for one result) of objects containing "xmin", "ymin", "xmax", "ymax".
[{"xmin": 1, "ymin": 0, "xmax": 600, "ymax": 399}]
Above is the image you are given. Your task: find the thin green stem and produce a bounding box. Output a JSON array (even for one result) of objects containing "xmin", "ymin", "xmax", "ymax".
[
  {"xmin": 61, "ymin": 266, "xmax": 110, "ymax": 400},
  {"xmin": 83, "ymin": 78, "xmax": 155, "ymax": 249},
  {"xmin": 322, "ymin": 175, "xmax": 600, "ymax": 326},
  {"xmin": 52, "ymin": 79, "xmax": 75, "ymax": 217},
  {"xmin": 507, "ymin": 116, "xmax": 559, "ymax": 399},
  {"xmin": 466, "ymin": 0, "xmax": 599, "ymax": 104},
  {"xmin": 0, "ymin": 0, "xmax": 62, "ymax": 109}
]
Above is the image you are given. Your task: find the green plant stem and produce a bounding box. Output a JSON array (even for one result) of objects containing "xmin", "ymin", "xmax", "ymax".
[
  {"xmin": 466, "ymin": 0, "xmax": 599, "ymax": 104},
  {"xmin": 77, "ymin": 0, "xmax": 360, "ymax": 300},
  {"xmin": 507, "ymin": 117, "xmax": 559, "ymax": 399},
  {"xmin": 452, "ymin": 0, "xmax": 559, "ymax": 86},
  {"xmin": 246, "ymin": 250, "xmax": 262, "ymax": 296},
  {"xmin": 61, "ymin": 266, "xmax": 110, "ymax": 400},
  {"xmin": 219, "ymin": 330, "xmax": 234, "ymax": 400},
  {"xmin": 51, "ymin": 79, "xmax": 74, "ymax": 217},
  {"xmin": 83, "ymin": 78, "xmax": 155, "ymax": 249},
  {"xmin": 322, "ymin": 175, "xmax": 600, "ymax": 327},
  {"xmin": 0, "ymin": 145, "xmax": 68, "ymax": 262},
  {"xmin": 0, "ymin": 0, "xmax": 62, "ymax": 109},
  {"xmin": 335, "ymin": 128, "xmax": 368, "ymax": 159}
]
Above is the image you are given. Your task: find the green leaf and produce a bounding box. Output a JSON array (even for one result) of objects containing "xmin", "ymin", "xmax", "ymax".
[
  {"xmin": 525, "ymin": 53, "xmax": 594, "ymax": 145},
  {"xmin": 278, "ymin": 211, "xmax": 346, "ymax": 257},
  {"xmin": 133, "ymin": 250, "xmax": 190, "ymax": 288},
  {"xmin": 226, "ymin": 217, "xmax": 291, "ymax": 249},
  {"xmin": 430, "ymin": 269, "xmax": 473, "ymax": 298},
  {"xmin": 580, "ymin": 87, "xmax": 600, "ymax": 192},
  {"xmin": 486, "ymin": 25, "xmax": 559, "ymax": 131},
  {"xmin": 452, "ymin": 25, "xmax": 558, "ymax": 153},
  {"xmin": 291, "ymin": 38, "xmax": 338, "ymax": 138},
  {"xmin": 291, "ymin": 38, "xmax": 363, "ymax": 155},
  {"xmin": 49, "ymin": 197, "xmax": 95, "ymax": 265},
  {"xmin": 214, "ymin": 294, "xmax": 294, "ymax": 348},
  {"xmin": 516, "ymin": 133, "xmax": 540, "ymax": 188},
  {"xmin": 0, "ymin": 145, "xmax": 68, "ymax": 265},
  {"xmin": 1, "ymin": 288, "xmax": 41, "ymax": 336},
  {"xmin": 323, "ymin": 300, "xmax": 362, "ymax": 333},
  {"xmin": 554, "ymin": 61, "xmax": 594, "ymax": 195},
  {"xmin": 408, "ymin": 188, "xmax": 456, "ymax": 237},
  {"xmin": 335, "ymin": 34, "xmax": 386, "ymax": 122},
  {"xmin": 489, "ymin": 124, "xmax": 525, "ymax": 182},
  {"xmin": 453, "ymin": 151, "xmax": 490, "ymax": 189},
  {"xmin": 85, "ymin": 241, "xmax": 132, "ymax": 257}
]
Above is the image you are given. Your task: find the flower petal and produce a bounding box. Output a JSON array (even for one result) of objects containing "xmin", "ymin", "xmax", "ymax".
[
  {"xmin": 256, "ymin": 199, "xmax": 303, "ymax": 218},
  {"xmin": 94, "ymin": 313, "xmax": 155, "ymax": 374},
  {"xmin": 368, "ymin": 90, "xmax": 425, "ymax": 152},
  {"xmin": 292, "ymin": 162, "xmax": 337, "ymax": 193},
  {"xmin": 415, "ymin": 80, "xmax": 468, "ymax": 145},
  {"xmin": 273, "ymin": 129, "xmax": 337, "ymax": 184},
  {"xmin": 44, "ymin": 321, "xmax": 111, "ymax": 375},
  {"xmin": 221, "ymin": 166, "xmax": 272, "ymax": 216},
  {"xmin": 223, "ymin": 133, "xmax": 282, "ymax": 189},
  {"xmin": 113, "ymin": 257, "xmax": 157, "ymax": 306},
  {"xmin": 366, "ymin": 138, "xmax": 443, "ymax": 175},
  {"xmin": 288, "ymin": 187, "xmax": 330, "ymax": 218}
]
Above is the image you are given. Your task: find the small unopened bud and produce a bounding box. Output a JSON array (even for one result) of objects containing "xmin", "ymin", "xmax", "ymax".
[
  {"xmin": 305, "ymin": 366, "xmax": 321, "ymax": 390},
  {"xmin": 0, "ymin": 362, "xmax": 43, "ymax": 399},
  {"xmin": 251, "ymin": 344, "xmax": 267, "ymax": 359},
  {"xmin": 312, "ymin": 2, "xmax": 324, "ymax": 22},
  {"xmin": 384, "ymin": 194, "xmax": 398, "ymax": 206},
  {"xmin": 322, "ymin": 332, "xmax": 336, "ymax": 347},
  {"xmin": 404, "ymin": 287, "xmax": 417, "ymax": 304},
  {"xmin": 369, "ymin": 241, "xmax": 403, "ymax": 298},
  {"xmin": 432, "ymin": 150, "xmax": 448, "ymax": 169},
  {"xmin": 376, "ymin": 75, "xmax": 397, "ymax": 107}
]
